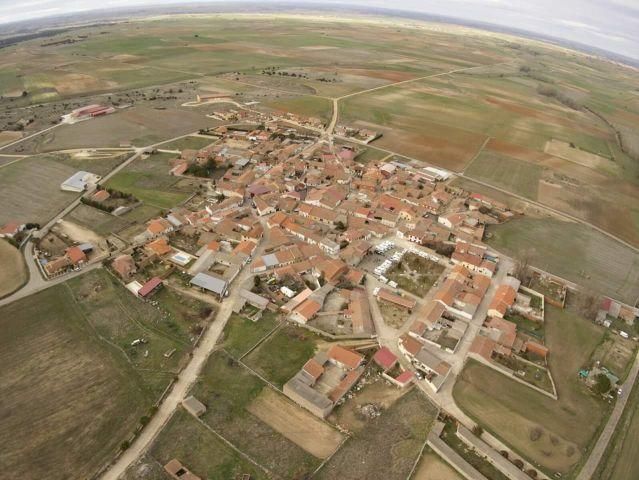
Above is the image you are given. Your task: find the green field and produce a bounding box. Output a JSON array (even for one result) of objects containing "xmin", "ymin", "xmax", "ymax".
[
  {"xmin": 316, "ymin": 388, "xmax": 437, "ymax": 480},
  {"xmin": 66, "ymin": 203, "xmax": 131, "ymax": 237},
  {"xmin": 157, "ymin": 136, "xmax": 216, "ymax": 152},
  {"xmin": 189, "ymin": 351, "xmax": 320, "ymax": 478},
  {"xmin": 244, "ymin": 323, "xmax": 320, "ymax": 388},
  {"xmin": 464, "ymin": 151, "xmax": 542, "ymax": 200},
  {"xmin": 106, "ymin": 152, "xmax": 193, "ymax": 209},
  {"xmin": 454, "ymin": 305, "xmax": 607, "ymax": 475},
  {"xmin": 486, "ymin": 217, "xmax": 639, "ymax": 304}
]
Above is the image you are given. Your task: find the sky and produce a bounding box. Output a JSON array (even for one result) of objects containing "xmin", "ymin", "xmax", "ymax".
[{"xmin": 0, "ymin": 0, "xmax": 638, "ymax": 60}]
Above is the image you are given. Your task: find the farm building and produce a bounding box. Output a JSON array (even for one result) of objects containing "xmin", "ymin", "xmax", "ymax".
[
  {"xmin": 190, "ymin": 272, "xmax": 228, "ymax": 299},
  {"xmin": 0, "ymin": 221, "xmax": 24, "ymax": 238},
  {"xmin": 138, "ymin": 277, "xmax": 163, "ymax": 298},
  {"xmin": 164, "ymin": 459, "xmax": 201, "ymax": 480},
  {"xmin": 182, "ymin": 396, "xmax": 207, "ymax": 417},
  {"xmin": 375, "ymin": 288, "xmax": 416, "ymax": 310},
  {"xmin": 60, "ymin": 171, "xmax": 101, "ymax": 192}
]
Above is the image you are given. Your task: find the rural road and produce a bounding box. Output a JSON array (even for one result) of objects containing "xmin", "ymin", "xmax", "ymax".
[
  {"xmin": 0, "ymin": 123, "xmax": 61, "ymax": 155},
  {"xmin": 101, "ymin": 223, "xmax": 269, "ymax": 480},
  {"xmin": 575, "ymin": 350, "xmax": 639, "ymax": 480}
]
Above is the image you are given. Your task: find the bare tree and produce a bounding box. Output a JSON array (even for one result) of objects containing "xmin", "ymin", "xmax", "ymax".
[{"xmin": 513, "ymin": 249, "xmax": 536, "ymax": 283}]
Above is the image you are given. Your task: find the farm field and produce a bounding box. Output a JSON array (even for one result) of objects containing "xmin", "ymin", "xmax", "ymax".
[
  {"xmin": 486, "ymin": 217, "xmax": 639, "ymax": 305},
  {"xmin": 316, "ymin": 388, "xmax": 437, "ymax": 480},
  {"xmin": 260, "ymin": 95, "xmax": 333, "ymax": 123},
  {"xmin": 0, "ymin": 154, "xmax": 78, "ymax": 225},
  {"xmin": 189, "ymin": 351, "xmax": 321, "ymax": 478},
  {"xmin": 0, "ymin": 130, "xmax": 22, "ymax": 147},
  {"xmin": 156, "ymin": 135, "xmax": 216, "ymax": 152},
  {"xmin": 105, "ymin": 152, "xmax": 195, "ymax": 209},
  {"xmin": 0, "ymin": 240, "xmax": 27, "ymax": 298},
  {"xmin": 0, "ymin": 281, "xmax": 151, "ymax": 480},
  {"xmin": 454, "ymin": 305, "xmax": 608, "ymax": 475},
  {"xmin": 18, "ymin": 107, "xmax": 215, "ymax": 152},
  {"xmin": 464, "ymin": 151, "xmax": 543, "ymax": 200},
  {"xmin": 49, "ymin": 150, "xmax": 130, "ymax": 176}
]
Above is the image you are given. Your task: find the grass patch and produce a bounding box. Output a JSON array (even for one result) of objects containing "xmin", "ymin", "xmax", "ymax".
[
  {"xmin": 190, "ymin": 351, "xmax": 320, "ymax": 478},
  {"xmin": 222, "ymin": 311, "xmax": 280, "ymax": 358},
  {"xmin": 0, "ymin": 239, "xmax": 27, "ymax": 298},
  {"xmin": 157, "ymin": 136, "xmax": 216, "ymax": 152},
  {"xmin": 244, "ymin": 323, "xmax": 319, "ymax": 388},
  {"xmin": 387, "ymin": 253, "xmax": 444, "ymax": 297},
  {"xmin": 148, "ymin": 409, "xmax": 267, "ymax": 480}
]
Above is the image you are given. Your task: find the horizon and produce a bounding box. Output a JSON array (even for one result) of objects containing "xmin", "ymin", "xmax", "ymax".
[{"xmin": 0, "ymin": 0, "xmax": 638, "ymax": 61}]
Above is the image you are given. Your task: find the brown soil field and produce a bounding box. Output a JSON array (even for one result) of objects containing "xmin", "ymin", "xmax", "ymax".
[
  {"xmin": 0, "ymin": 130, "xmax": 22, "ymax": 147},
  {"xmin": 544, "ymin": 139, "xmax": 615, "ymax": 170},
  {"xmin": 413, "ymin": 450, "xmax": 464, "ymax": 480},
  {"xmin": 54, "ymin": 73, "xmax": 118, "ymax": 96},
  {"xmin": 0, "ymin": 240, "xmax": 27, "ymax": 298},
  {"xmin": 247, "ymin": 388, "xmax": 344, "ymax": 459},
  {"xmin": 337, "ymin": 68, "xmax": 417, "ymax": 82}
]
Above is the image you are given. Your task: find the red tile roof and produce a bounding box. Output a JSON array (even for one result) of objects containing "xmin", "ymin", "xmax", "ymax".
[
  {"xmin": 327, "ymin": 345, "xmax": 363, "ymax": 370},
  {"xmin": 373, "ymin": 347, "xmax": 398, "ymax": 370},
  {"xmin": 138, "ymin": 277, "xmax": 163, "ymax": 297}
]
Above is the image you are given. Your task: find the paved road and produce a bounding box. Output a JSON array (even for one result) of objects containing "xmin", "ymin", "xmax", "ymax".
[{"xmin": 576, "ymin": 349, "xmax": 639, "ymax": 480}]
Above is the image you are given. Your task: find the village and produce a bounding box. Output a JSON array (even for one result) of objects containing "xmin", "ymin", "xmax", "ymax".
[{"xmin": 2, "ymin": 100, "xmax": 638, "ymax": 480}]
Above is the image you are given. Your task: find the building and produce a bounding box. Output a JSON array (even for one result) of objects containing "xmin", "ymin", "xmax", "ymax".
[
  {"xmin": 164, "ymin": 459, "xmax": 201, "ymax": 480},
  {"xmin": 182, "ymin": 396, "xmax": 207, "ymax": 417},
  {"xmin": 112, "ymin": 254, "xmax": 136, "ymax": 280},
  {"xmin": 190, "ymin": 272, "xmax": 228, "ymax": 299},
  {"xmin": 60, "ymin": 171, "xmax": 101, "ymax": 192},
  {"xmin": 283, "ymin": 346, "xmax": 365, "ymax": 418},
  {"xmin": 0, "ymin": 221, "xmax": 24, "ymax": 238},
  {"xmin": 488, "ymin": 277, "xmax": 521, "ymax": 318},
  {"xmin": 373, "ymin": 347, "xmax": 398, "ymax": 371},
  {"xmin": 376, "ymin": 288, "xmax": 416, "ymax": 310},
  {"xmin": 138, "ymin": 277, "xmax": 163, "ymax": 298}
]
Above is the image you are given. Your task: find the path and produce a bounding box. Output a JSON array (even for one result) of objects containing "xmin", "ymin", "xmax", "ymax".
[
  {"xmin": 0, "ymin": 123, "xmax": 61, "ymax": 153},
  {"xmin": 576, "ymin": 350, "xmax": 639, "ymax": 480}
]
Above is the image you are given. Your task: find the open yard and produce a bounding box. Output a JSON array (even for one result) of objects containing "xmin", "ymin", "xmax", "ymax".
[
  {"xmin": 387, "ymin": 253, "xmax": 445, "ymax": 297},
  {"xmin": 247, "ymin": 387, "xmax": 344, "ymax": 459},
  {"xmin": 189, "ymin": 351, "xmax": 321, "ymax": 478},
  {"xmin": 0, "ymin": 154, "xmax": 79, "ymax": 225},
  {"xmin": 316, "ymin": 388, "xmax": 437, "ymax": 480},
  {"xmin": 65, "ymin": 203, "xmax": 131, "ymax": 237},
  {"xmin": 486, "ymin": 217, "xmax": 639, "ymax": 305},
  {"xmin": 0, "ymin": 240, "xmax": 27, "ymax": 298},
  {"xmin": 454, "ymin": 305, "xmax": 608, "ymax": 475},
  {"xmin": 0, "ymin": 280, "xmax": 152, "ymax": 480}
]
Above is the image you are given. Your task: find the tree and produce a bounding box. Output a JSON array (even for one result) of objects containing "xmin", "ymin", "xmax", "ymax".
[
  {"xmin": 577, "ymin": 289, "xmax": 601, "ymax": 321},
  {"xmin": 513, "ymin": 459, "xmax": 524, "ymax": 469},
  {"xmin": 472, "ymin": 425, "xmax": 484, "ymax": 436},
  {"xmin": 594, "ymin": 373, "xmax": 611, "ymax": 395},
  {"xmin": 513, "ymin": 249, "xmax": 536, "ymax": 283}
]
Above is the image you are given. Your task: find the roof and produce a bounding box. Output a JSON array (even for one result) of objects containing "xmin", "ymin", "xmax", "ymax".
[
  {"xmin": 486, "ymin": 316, "xmax": 517, "ymax": 349},
  {"xmin": 293, "ymin": 298, "xmax": 322, "ymax": 321},
  {"xmin": 394, "ymin": 370, "xmax": 415, "ymax": 385},
  {"xmin": 182, "ymin": 395, "xmax": 206, "ymax": 416},
  {"xmin": 327, "ymin": 345, "xmax": 363, "ymax": 370},
  {"xmin": 190, "ymin": 273, "xmax": 227, "ymax": 295},
  {"xmin": 138, "ymin": 277, "xmax": 163, "ymax": 297},
  {"xmin": 0, "ymin": 221, "xmax": 21, "ymax": 235},
  {"xmin": 469, "ymin": 335, "xmax": 497, "ymax": 361},
  {"xmin": 373, "ymin": 347, "xmax": 398, "ymax": 370},
  {"xmin": 66, "ymin": 246, "xmax": 86, "ymax": 264},
  {"xmin": 489, "ymin": 284, "xmax": 517, "ymax": 316},
  {"xmin": 400, "ymin": 334, "xmax": 423, "ymax": 356},
  {"xmin": 328, "ymin": 368, "xmax": 364, "ymax": 403},
  {"xmin": 146, "ymin": 238, "xmax": 172, "ymax": 256},
  {"xmin": 302, "ymin": 358, "xmax": 325, "ymax": 381},
  {"xmin": 377, "ymin": 288, "xmax": 416, "ymax": 310},
  {"xmin": 61, "ymin": 171, "xmax": 95, "ymax": 191}
]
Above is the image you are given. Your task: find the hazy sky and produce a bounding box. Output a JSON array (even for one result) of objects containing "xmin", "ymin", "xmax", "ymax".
[{"xmin": 0, "ymin": 0, "xmax": 638, "ymax": 59}]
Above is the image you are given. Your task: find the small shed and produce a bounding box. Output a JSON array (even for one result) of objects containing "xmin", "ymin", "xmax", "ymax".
[
  {"xmin": 138, "ymin": 277, "xmax": 163, "ymax": 298},
  {"xmin": 182, "ymin": 395, "xmax": 207, "ymax": 417}
]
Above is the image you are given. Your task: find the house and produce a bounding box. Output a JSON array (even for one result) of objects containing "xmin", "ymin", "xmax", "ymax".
[
  {"xmin": 146, "ymin": 238, "xmax": 173, "ymax": 257},
  {"xmin": 290, "ymin": 298, "xmax": 322, "ymax": 324},
  {"xmin": 146, "ymin": 218, "xmax": 174, "ymax": 237},
  {"xmin": 398, "ymin": 334, "xmax": 451, "ymax": 391},
  {"xmin": 451, "ymin": 241, "xmax": 496, "ymax": 278},
  {"xmin": 348, "ymin": 289, "xmax": 374, "ymax": 335},
  {"xmin": 112, "ymin": 254, "xmax": 136, "ymax": 280},
  {"xmin": 164, "ymin": 459, "xmax": 201, "ymax": 480},
  {"xmin": 373, "ymin": 347, "xmax": 398, "ymax": 371},
  {"xmin": 283, "ymin": 346, "xmax": 365, "ymax": 418},
  {"xmin": 488, "ymin": 278, "xmax": 520, "ymax": 318},
  {"xmin": 376, "ymin": 288, "xmax": 416, "ymax": 311},
  {"xmin": 182, "ymin": 396, "xmax": 207, "ymax": 417},
  {"xmin": 66, "ymin": 246, "xmax": 87, "ymax": 266},
  {"xmin": 0, "ymin": 221, "xmax": 25, "ymax": 238}
]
